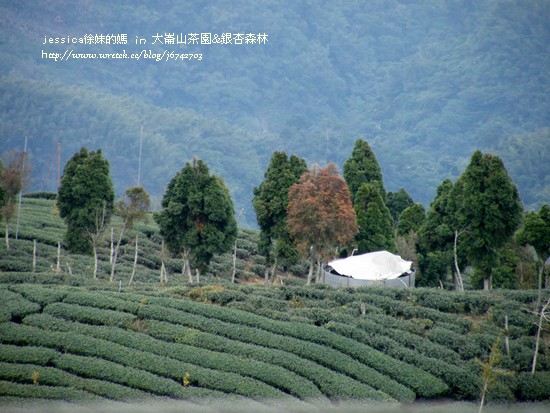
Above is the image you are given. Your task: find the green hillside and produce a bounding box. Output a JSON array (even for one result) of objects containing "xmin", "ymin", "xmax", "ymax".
[
  {"xmin": 0, "ymin": 198, "xmax": 549, "ymax": 410},
  {"xmin": 1, "ymin": 0, "xmax": 549, "ymax": 217}
]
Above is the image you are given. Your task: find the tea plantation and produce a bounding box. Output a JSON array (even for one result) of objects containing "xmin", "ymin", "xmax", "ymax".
[{"xmin": 0, "ymin": 197, "xmax": 549, "ymax": 407}]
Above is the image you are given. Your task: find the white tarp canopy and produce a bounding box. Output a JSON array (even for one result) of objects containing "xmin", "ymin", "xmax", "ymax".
[{"xmin": 327, "ymin": 251, "xmax": 412, "ymax": 280}]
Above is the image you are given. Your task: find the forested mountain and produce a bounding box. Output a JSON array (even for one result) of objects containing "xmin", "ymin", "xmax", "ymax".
[{"xmin": 1, "ymin": 0, "xmax": 549, "ymax": 225}]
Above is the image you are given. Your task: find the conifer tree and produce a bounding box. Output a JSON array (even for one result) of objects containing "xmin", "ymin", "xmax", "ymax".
[
  {"xmin": 155, "ymin": 158, "xmax": 237, "ymax": 282},
  {"xmin": 287, "ymin": 163, "xmax": 357, "ymax": 285},
  {"xmin": 457, "ymin": 151, "xmax": 523, "ymax": 290},
  {"xmin": 516, "ymin": 204, "xmax": 550, "ymax": 302},
  {"xmin": 253, "ymin": 152, "xmax": 307, "ymax": 283},
  {"xmin": 387, "ymin": 188, "xmax": 414, "ymax": 224},
  {"xmin": 354, "ymin": 182, "xmax": 395, "ymax": 253},
  {"xmin": 57, "ymin": 148, "xmax": 115, "ymax": 255},
  {"xmin": 397, "ymin": 203, "xmax": 426, "ymax": 236},
  {"xmin": 417, "ymin": 179, "xmax": 458, "ymax": 287},
  {"xmin": 343, "ymin": 139, "xmax": 385, "ymax": 202}
]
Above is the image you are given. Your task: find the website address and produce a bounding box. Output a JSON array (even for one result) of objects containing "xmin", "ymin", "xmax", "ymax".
[{"xmin": 41, "ymin": 49, "xmax": 203, "ymax": 62}]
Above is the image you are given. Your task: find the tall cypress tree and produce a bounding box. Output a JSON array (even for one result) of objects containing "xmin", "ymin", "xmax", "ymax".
[
  {"xmin": 253, "ymin": 152, "xmax": 307, "ymax": 279},
  {"xmin": 516, "ymin": 204, "xmax": 550, "ymax": 300},
  {"xmin": 343, "ymin": 139, "xmax": 386, "ymax": 202},
  {"xmin": 397, "ymin": 203, "xmax": 425, "ymax": 236},
  {"xmin": 57, "ymin": 148, "xmax": 115, "ymax": 254},
  {"xmin": 387, "ymin": 188, "xmax": 414, "ymax": 224},
  {"xmin": 458, "ymin": 151, "xmax": 523, "ymax": 289},
  {"xmin": 417, "ymin": 179, "xmax": 460, "ymax": 287},
  {"xmin": 155, "ymin": 158, "xmax": 237, "ymax": 281},
  {"xmin": 354, "ymin": 182, "xmax": 395, "ymax": 253}
]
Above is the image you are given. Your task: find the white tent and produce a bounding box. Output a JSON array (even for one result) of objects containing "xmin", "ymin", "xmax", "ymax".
[{"xmin": 322, "ymin": 251, "xmax": 415, "ymax": 288}]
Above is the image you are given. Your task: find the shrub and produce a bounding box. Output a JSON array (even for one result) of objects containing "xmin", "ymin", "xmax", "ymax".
[
  {"xmin": 22, "ymin": 312, "xmax": 325, "ymax": 401},
  {"xmin": 0, "ymin": 362, "xmax": 153, "ymax": 400},
  {"xmin": 0, "ymin": 344, "xmax": 59, "ymax": 366},
  {"xmin": 517, "ymin": 372, "xmax": 550, "ymax": 401},
  {"xmin": 23, "ymin": 192, "xmax": 58, "ymax": 200},
  {"xmin": 137, "ymin": 302, "xmax": 414, "ymax": 401},
  {"xmin": 146, "ymin": 319, "xmax": 387, "ymax": 401},
  {"xmin": 0, "ymin": 380, "xmax": 100, "ymax": 400}
]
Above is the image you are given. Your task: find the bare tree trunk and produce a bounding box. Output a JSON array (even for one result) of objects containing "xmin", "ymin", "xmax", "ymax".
[
  {"xmin": 56, "ymin": 241, "xmax": 61, "ymax": 273},
  {"xmin": 306, "ymin": 249, "xmax": 314, "ymax": 286},
  {"xmin": 315, "ymin": 256, "xmax": 322, "ymax": 284},
  {"xmin": 536, "ymin": 259, "xmax": 543, "ymax": 308},
  {"xmin": 532, "ymin": 297, "xmax": 550, "ymax": 375},
  {"xmin": 231, "ymin": 238, "xmax": 238, "ymax": 283},
  {"xmin": 182, "ymin": 248, "xmax": 193, "ymax": 283},
  {"xmin": 195, "ymin": 268, "xmax": 200, "ymax": 284},
  {"xmin": 478, "ymin": 382, "xmax": 488, "ymax": 413},
  {"xmin": 5, "ymin": 224, "xmax": 9, "ymax": 250},
  {"xmin": 270, "ymin": 257, "xmax": 278, "ymax": 285},
  {"xmin": 129, "ymin": 235, "xmax": 139, "ymax": 285},
  {"xmin": 66, "ymin": 262, "xmax": 72, "ymax": 275},
  {"xmin": 92, "ymin": 242, "xmax": 99, "ymax": 279},
  {"xmin": 32, "ymin": 239, "xmax": 37, "ymax": 273},
  {"xmin": 160, "ymin": 261, "xmax": 168, "ymax": 284},
  {"xmin": 504, "ymin": 315, "xmax": 510, "ymax": 357},
  {"xmin": 264, "ymin": 266, "xmax": 270, "ymax": 287},
  {"xmin": 110, "ymin": 222, "xmax": 126, "ymax": 282},
  {"xmin": 110, "ymin": 227, "xmax": 114, "ymax": 264},
  {"xmin": 453, "ymin": 230, "xmax": 464, "ymax": 292}
]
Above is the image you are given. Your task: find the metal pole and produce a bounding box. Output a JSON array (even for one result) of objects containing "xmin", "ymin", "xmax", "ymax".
[
  {"xmin": 57, "ymin": 141, "xmax": 61, "ymax": 191},
  {"xmin": 15, "ymin": 136, "xmax": 28, "ymax": 240},
  {"xmin": 137, "ymin": 122, "xmax": 143, "ymax": 186}
]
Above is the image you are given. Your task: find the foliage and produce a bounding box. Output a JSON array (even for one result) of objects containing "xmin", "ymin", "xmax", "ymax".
[
  {"xmin": 253, "ymin": 151, "xmax": 307, "ymax": 266},
  {"xmin": 155, "ymin": 158, "xmax": 237, "ymax": 275},
  {"xmin": 57, "ymin": 148, "xmax": 115, "ymax": 254},
  {"xmin": 116, "ymin": 186, "xmax": 151, "ymax": 230},
  {"xmin": 396, "ymin": 203, "xmax": 425, "ymax": 237},
  {"xmin": 343, "ymin": 139, "xmax": 386, "ymax": 202},
  {"xmin": 386, "ymin": 189, "xmax": 414, "ymax": 224},
  {"xmin": 456, "ymin": 151, "xmax": 523, "ymax": 288},
  {"xmin": 287, "ymin": 163, "xmax": 358, "ymax": 282},
  {"xmin": 354, "ymin": 182, "xmax": 395, "ymax": 253}
]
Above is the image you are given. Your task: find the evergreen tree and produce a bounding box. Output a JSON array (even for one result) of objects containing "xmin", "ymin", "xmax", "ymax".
[
  {"xmin": 387, "ymin": 188, "xmax": 414, "ymax": 224},
  {"xmin": 343, "ymin": 139, "xmax": 385, "ymax": 202},
  {"xmin": 253, "ymin": 152, "xmax": 307, "ymax": 281},
  {"xmin": 458, "ymin": 151, "xmax": 523, "ymax": 290},
  {"xmin": 155, "ymin": 158, "xmax": 237, "ymax": 281},
  {"xmin": 516, "ymin": 204, "xmax": 550, "ymax": 300},
  {"xmin": 287, "ymin": 163, "xmax": 357, "ymax": 285},
  {"xmin": 57, "ymin": 148, "xmax": 115, "ymax": 255},
  {"xmin": 354, "ymin": 182, "xmax": 395, "ymax": 253},
  {"xmin": 397, "ymin": 203, "xmax": 426, "ymax": 236},
  {"xmin": 417, "ymin": 179, "xmax": 459, "ymax": 287}
]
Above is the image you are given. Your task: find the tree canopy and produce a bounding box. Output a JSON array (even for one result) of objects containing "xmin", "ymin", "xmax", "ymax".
[
  {"xmin": 253, "ymin": 151, "xmax": 307, "ymax": 269},
  {"xmin": 354, "ymin": 182, "xmax": 395, "ymax": 254},
  {"xmin": 455, "ymin": 151, "xmax": 523, "ymax": 289},
  {"xmin": 57, "ymin": 148, "xmax": 115, "ymax": 254},
  {"xmin": 155, "ymin": 158, "xmax": 237, "ymax": 279},
  {"xmin": 343, "ymin": 139, "xmax": 386, "ymax": 203},
  {"xmin": 287, "ymin": 163, "xmax": 357, "ymax": 284},
  {"xmin": 387, "ymin": 188, "xmax": 414, "ymax": 224},
  {"xmin": 397, "ymin": 203, "xmax": 426, "ymax": 237}
]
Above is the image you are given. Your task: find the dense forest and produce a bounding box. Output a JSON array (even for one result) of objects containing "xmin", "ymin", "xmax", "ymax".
[{"xmin": 0, "ymin": 0, "xmax": 549, "ymax": 226}]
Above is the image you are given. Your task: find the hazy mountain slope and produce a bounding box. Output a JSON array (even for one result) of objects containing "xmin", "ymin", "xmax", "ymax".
[{"xmin": 0, "ymin": 0, "xmax": 548, "ymax": 211}]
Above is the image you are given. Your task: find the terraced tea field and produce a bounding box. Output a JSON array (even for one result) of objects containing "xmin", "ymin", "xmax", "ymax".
[{"xmin": 0, "ymin": 197, "xmax": 549, "ymax": 408}]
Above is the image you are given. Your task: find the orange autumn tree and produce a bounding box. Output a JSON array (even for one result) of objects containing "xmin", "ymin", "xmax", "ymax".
[{"xmin": 287, "ymin": 163, "xmax": 358, "ymax": 285}]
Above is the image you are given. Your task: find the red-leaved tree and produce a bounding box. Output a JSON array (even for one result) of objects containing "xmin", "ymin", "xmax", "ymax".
[{"xmin": 287, "ymin": 163, "xmax": 358, "ymax": 285}]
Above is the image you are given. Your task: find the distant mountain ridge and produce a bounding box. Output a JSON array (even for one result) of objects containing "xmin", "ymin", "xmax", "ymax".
[{"xmin": 1, "ymin": 0, "xmax": 548, "ymax": 218}]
